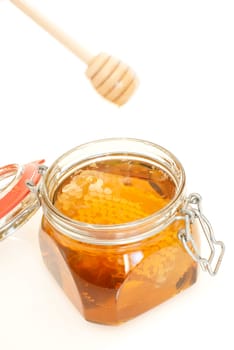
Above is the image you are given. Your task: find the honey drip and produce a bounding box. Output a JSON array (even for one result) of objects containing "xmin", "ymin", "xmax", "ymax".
[{"xmin": 40, "ymin": 160, "xmax": 197, "ymax": 324}]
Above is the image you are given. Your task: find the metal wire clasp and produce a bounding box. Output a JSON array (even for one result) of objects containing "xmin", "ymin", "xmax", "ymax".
[
  {"xmin": 25, "ymin": 164, "xmax": 48, "ymax": 199},
  {"xmin": 178, "ymin": 193, "xmax": 225, "ymax": 276}
]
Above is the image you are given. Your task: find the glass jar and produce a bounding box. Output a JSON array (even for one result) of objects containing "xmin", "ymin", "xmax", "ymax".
[{"xmin": 0, "ymin": 138, "xmax": 225, "ymax": 325}]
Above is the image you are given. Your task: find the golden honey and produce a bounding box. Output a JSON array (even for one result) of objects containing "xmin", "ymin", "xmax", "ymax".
[
  {"xmin": 0, "ymin": 138, "xmax": 224, "ymax": 324},
  {"xmin": 54, "ymin": 160, "xmax": 172, "ymax": 225},
  {"xmin": 39, "ymin": 156, "xmax": 197, "ymax": 324}
]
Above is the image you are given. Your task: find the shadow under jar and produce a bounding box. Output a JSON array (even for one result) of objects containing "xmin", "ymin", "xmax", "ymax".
[{"xmin": 38, "ymin": 138, "xmax": 209, "ymax": 325}]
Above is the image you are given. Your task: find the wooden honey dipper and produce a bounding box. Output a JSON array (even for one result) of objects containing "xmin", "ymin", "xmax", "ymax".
[{"xmin": 9, "ymin": 0, "xmax": 138, "ymax": 105}]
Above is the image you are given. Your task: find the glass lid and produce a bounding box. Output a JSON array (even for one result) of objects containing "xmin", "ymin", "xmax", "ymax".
[{"xmin": 0, "ymin": 160, "xmax": 45, "ymax": 241}]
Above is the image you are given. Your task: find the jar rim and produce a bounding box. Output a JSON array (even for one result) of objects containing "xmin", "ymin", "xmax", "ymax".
[{"xmin": 41, "ymin": 138, "xmax": 186, "ymax": 245}]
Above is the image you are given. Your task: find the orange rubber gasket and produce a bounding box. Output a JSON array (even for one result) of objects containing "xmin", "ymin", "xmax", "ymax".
[{"xmin": 0, "ymin": 160, "xmax": 44, "ymax": 219}]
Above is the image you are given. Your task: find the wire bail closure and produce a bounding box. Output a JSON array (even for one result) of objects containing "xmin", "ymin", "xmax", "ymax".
[{"xmin": 178, "ymin": 193, "xmax": 225, "ymax": 276}]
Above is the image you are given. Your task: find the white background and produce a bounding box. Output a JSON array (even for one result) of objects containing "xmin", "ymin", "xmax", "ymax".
[{"xmin": 0, "ymin": 1, "xmax": 233, "ymax": 349}]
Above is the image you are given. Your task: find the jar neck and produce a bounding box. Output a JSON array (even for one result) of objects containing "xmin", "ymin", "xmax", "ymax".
[{"xmin": 40, "ymin": 138, "xmax": 186, "ymax": 245}]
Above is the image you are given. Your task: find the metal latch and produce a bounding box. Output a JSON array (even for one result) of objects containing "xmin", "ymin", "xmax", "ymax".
[{"xmin": 178, "ymin": 193, "xmax": 225, "ymax": 276}]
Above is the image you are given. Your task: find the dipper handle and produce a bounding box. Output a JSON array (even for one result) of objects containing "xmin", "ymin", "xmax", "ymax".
[{"xmin": 10, "ymin": 0, "xmax": 93, "ymax": 64}]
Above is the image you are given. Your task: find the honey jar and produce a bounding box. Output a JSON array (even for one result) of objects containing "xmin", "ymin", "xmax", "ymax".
[{"xmin": 0, "ymin": 138, "xmax": 225, "ymax": 325}]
